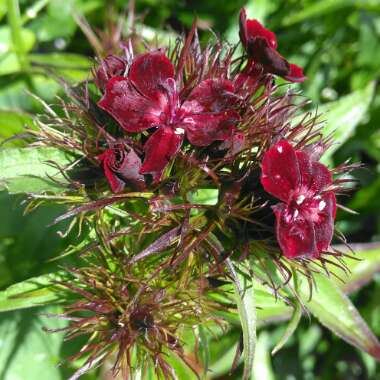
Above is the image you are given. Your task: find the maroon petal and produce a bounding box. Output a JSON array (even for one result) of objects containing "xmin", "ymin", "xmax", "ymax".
[
  {"xmin": 233, "ymin": 63, "xmax": 263, "ymax": 95},
  {"xmin": 250, "ymin": 38, "xmax": 290, "ymax": 78},
  {"xmin": 140, "ymin": 126, "xmax": 184, "ymax": 178},
  {"xmin": 284, "ymin": 64, "xmax": 307, "ymax": 83},
  {"xmin": 312, "ymin": 192, "xmax": 336, "ymax": 252},
  {"xmin": 97, "ymin": 76, "xmax": 165, "ymax": 132},
  {"xmin": 311, "ymin": 161, "xmax": 333, "ymax": 193},
  {"xmin": 296, "ymin": 151, "xmax": 333, "ymax": 194},
  {"xmin": 239, "ymin": 8, "xmax": 249, "ymax": 48},
  {"xmin": 261, "ymin": 140, "xmax": 300, "ymax": 203},
  {"xmin": 97, "ymin": 145, "xmax": 145, "ymax": 193},
  {"xmin": 239, "ymin": 8, "xmax": 277, "ymax": 49},
  {"xmin": 182, "ymin": 111, "xmax": 239, "ymax": 147},
  {"xmin": 273, "ymin": 203, "xmax": 319, "ymax": 259},
  {"xmin": 182, "ymin": 79, "xmax": 236, "ymax": 113},
  {"xmin": 95, "ymin": 55, "xmax": 126, "ymax": 90},
  {"xmin": 99, "ymin": 154, "xmax": 125, "ymax": 193},
  {"xmin": 128, "ymin": 51, "xmax": 175, "ymax": 102}
]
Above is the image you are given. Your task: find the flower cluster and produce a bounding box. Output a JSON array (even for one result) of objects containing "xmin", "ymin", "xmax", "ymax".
[{"xmin": 29, "ymin": 6, "xmax": 357, "ymax": 379}]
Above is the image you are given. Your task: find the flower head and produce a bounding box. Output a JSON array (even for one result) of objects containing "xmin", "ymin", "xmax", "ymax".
[
  {"xmin": 95, "ymin": 55, "xmax": 127, "ymax": 90},
  {"xmin": 239, "ymin": 8, "xmax": 306, "ymax": 83},
  {"xmin": 97, "ymin": 51, "xmax": 239, "ymax": 180},
  {"xmin": 97, "ymin": 143, "xmax": 145, "ymax": 193},
  {"xmin": 51, "ymin": 261, "xmax": 217, "ymax": 380},
  {"xmin": 261, "ymin": 140, "xmax": 336, "ymax": 259}
]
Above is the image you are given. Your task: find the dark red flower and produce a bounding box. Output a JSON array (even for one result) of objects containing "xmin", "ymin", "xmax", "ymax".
[
  {"xmin": 97, "ymin": 144, "xmax": 145, "ymax": 193},
  {"xmin": 261, "ymin": 140, "xmax": 336, "ymax": 259},
  {"xmin": 239, "ymin": 8, "xmax": 306, "ymax": 83},
  {"xmin": 95, "ymin": 55, "xmax": 127, "ymax": 90},
  {"xmin": 98, "ymin": 51, "xmax": 239, "ymax": 180}
]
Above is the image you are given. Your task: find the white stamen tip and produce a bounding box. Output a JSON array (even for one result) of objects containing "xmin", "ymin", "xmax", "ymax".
[
  {"xmin": 277, "ymin": 146, "xmax": 283, "ymax": 153},
  {"xmin": 296, "ymin": 195, "xmax": 305, "ymax": 205},
  {"xmin": 294, "ymin": 209, "xmax": 299, "ymax": 218},
  {"xmin": 319, "ymin": 200, "xmax": 326, "ymax": 211},
  {"xmin": 174, "ymin": 127, "xmax": 185, "ymax": 135}
]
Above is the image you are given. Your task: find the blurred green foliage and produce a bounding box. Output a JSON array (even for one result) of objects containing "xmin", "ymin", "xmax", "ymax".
[{"xmin": 1, "ymin": 0, "xmax": 380, "ymax": 379}]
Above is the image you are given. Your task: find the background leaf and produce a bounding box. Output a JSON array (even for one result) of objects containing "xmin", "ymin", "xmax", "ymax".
[
  {"xmin": 320, "ymin": 82, "xmax": 375, "ymax": 160},
  {"xmin": 226, "ymin": 259, "xmax": 256, "ymax": 380},
  {"xmin": 0, "ymin": 305, "xmax": 66, "ymax": 380},
  {"xmin": 0, "ymin": 147, "xmax": 74, "ymax": 193},
  {"xmin": 300, "ymin": 272, "xmax": 380, "ymax": 362},
  {"xmin": 0, "ymin": 272, "xmax": 62, "ymax": 312}
]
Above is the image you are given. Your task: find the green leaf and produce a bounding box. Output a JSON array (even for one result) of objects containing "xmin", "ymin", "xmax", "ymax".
[
  {"xmin": 0, "ymin": 109, "xmax": 33, "ymax": 145},
  {"xmin": 29, "ymin": 0, "xmax": 77, "ymax": 42},
  {"xmin": 214, "ymin": 279, "xmax": 292, "ymax": 327},
  {"xmin": 198, "ymin": 325, "xmax": 210, "ymax": 377},
  {"xmin": 226, "ymin": 258, "xmax": 256, "ymax": 380},
  {"xmin": 255, "ymin": 284, "xmax": 292, "ymax": 326},
  {"xmin": 0, "ymin": 272, "xmax": 63, "ymax": 312},
  {"xmin": 189, "ymin": 188, "xmax": 219, "ymax": 205},
  {"xmin": 332, "ymin": 244, "xmax": 380, "ymax": 294},
  {"xmin": 271, "ymin": 273, "xmax": 302, "ymax": 355},
  {"xmin": 0, "ymin": 147, "xmax": 73, "ymax": 194},
  {"xmin": 299, "ymin": 271, "xmax": 380, "ymax": 362},
  {"xmin": 29, "ymin": 53, "xmax": 92, "ymax": 81},
  {"xmin": 253, "ymin": 332, "xmax": 276, "ymax": 380},
  {"xmin": 0, "ymin": 26, "xmax": 36, "ymax": 76},
  {"xmin": 0, "ymin": 305, "xmax": 66, "ymax": 380},
  {"xmin": 282, "ymin": 0, "xmax": 375, "ymax": 26},
  {"xmin": 0, "ymin": 75, "xmax": 60, "ymax": 110},
  {"xmin": 321, "ymin": 82, "xmax": 375, "ymax": 160}
]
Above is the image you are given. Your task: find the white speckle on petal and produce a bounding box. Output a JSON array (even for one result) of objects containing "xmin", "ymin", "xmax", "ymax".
[
  {"xmin": 296, "ymin": 195, "xmax": 305, "ymax": 205},
  {"xmin": 294, "ymin": 209, "xmax": 299, "ymax": 218},
  {"xmin": 319, "ymin": 200, "xmax": 326, "ymax": 211},
  {"xmin": 277, "ymin": 146, "xmax": 283, "ymax": 153},
  {"xmin": 183, "ymin": 117, "xmax": 195, "ymax": 124},
  {"xmin": 174, "ymin": 127, "xmax": 185, "ymax": 135}
]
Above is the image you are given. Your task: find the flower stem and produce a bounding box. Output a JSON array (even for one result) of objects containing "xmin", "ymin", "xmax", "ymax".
[{"xmin": 7, "ymin": 0, "xmax": 30, "ymax": 72}]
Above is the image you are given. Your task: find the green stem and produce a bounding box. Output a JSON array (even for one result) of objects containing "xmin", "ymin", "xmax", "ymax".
[{"xmin": 7, "ymin": 0, "xmax": 30, "ymax": 72}]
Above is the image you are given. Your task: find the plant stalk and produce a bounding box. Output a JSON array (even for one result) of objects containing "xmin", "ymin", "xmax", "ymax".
[{"xmin": 7, "ymin": 0, "xmax": 30, "ymax": 72}]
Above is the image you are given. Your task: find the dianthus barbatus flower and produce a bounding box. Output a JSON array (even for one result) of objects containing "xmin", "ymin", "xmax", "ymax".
[
  {"xmin": 96, "ymin": 143, "xmax": 145, "ymax": 193},
  {"xmin": 239, "ymin": 8, "xmax": 306, "ymax": 83},
  {"xmin": 97, "ymin": 51, "xmax": 239, "ymax": 180},
  {"xmin": 95, "ymin": 55, "xmax": 127, "ymax": 90},
  {"xmin": 261, "ymin": 140, "xmax": 336, "ymax": 259}
]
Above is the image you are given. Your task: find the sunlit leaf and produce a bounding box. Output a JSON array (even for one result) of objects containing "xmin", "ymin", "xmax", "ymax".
[
  {"xmin": 0, "ymin": 305, "xmax": 66, "ymax": 380},
  {"xmin": 0, "ymin": 272, "xmax": 63, "ymax": 312},
  {"xmin": 321, "ymin": 81, "xmax": 375, "ymax": 160},
  {"xmin": 30, "ymin": 53, "xmax": 92, "ymax": 81},
  {"xmin": 271, "ymin": 273, "xmax": 302, "ymax": 355},
  {"xmin": 0, "ymin": 26, "xmax": 36, "ymax": 76},
  {"xmin": 332, "ymin": 244, "xmax": 380, "ymax": 294},
  {"xmin": 0, "ymin": 147, "xmax": 73, "ymax": 194},
  {"xmin": 282, "ymin": 0, "xmax": 375, "ymax": 26},
  {"xmin": 300, "ymin": 272, "xmax": 380, "ymax": 362},
  {"xmin": 253, "ymin": 332, "xmax": 276, "ymax": 380},
  {"xmin": 0, "ymin": 109, "xmax": 33, "ymax": 145},
  {"xmin": 226, "ymin": 258, "xmax": 256, "ymax": 380}
]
